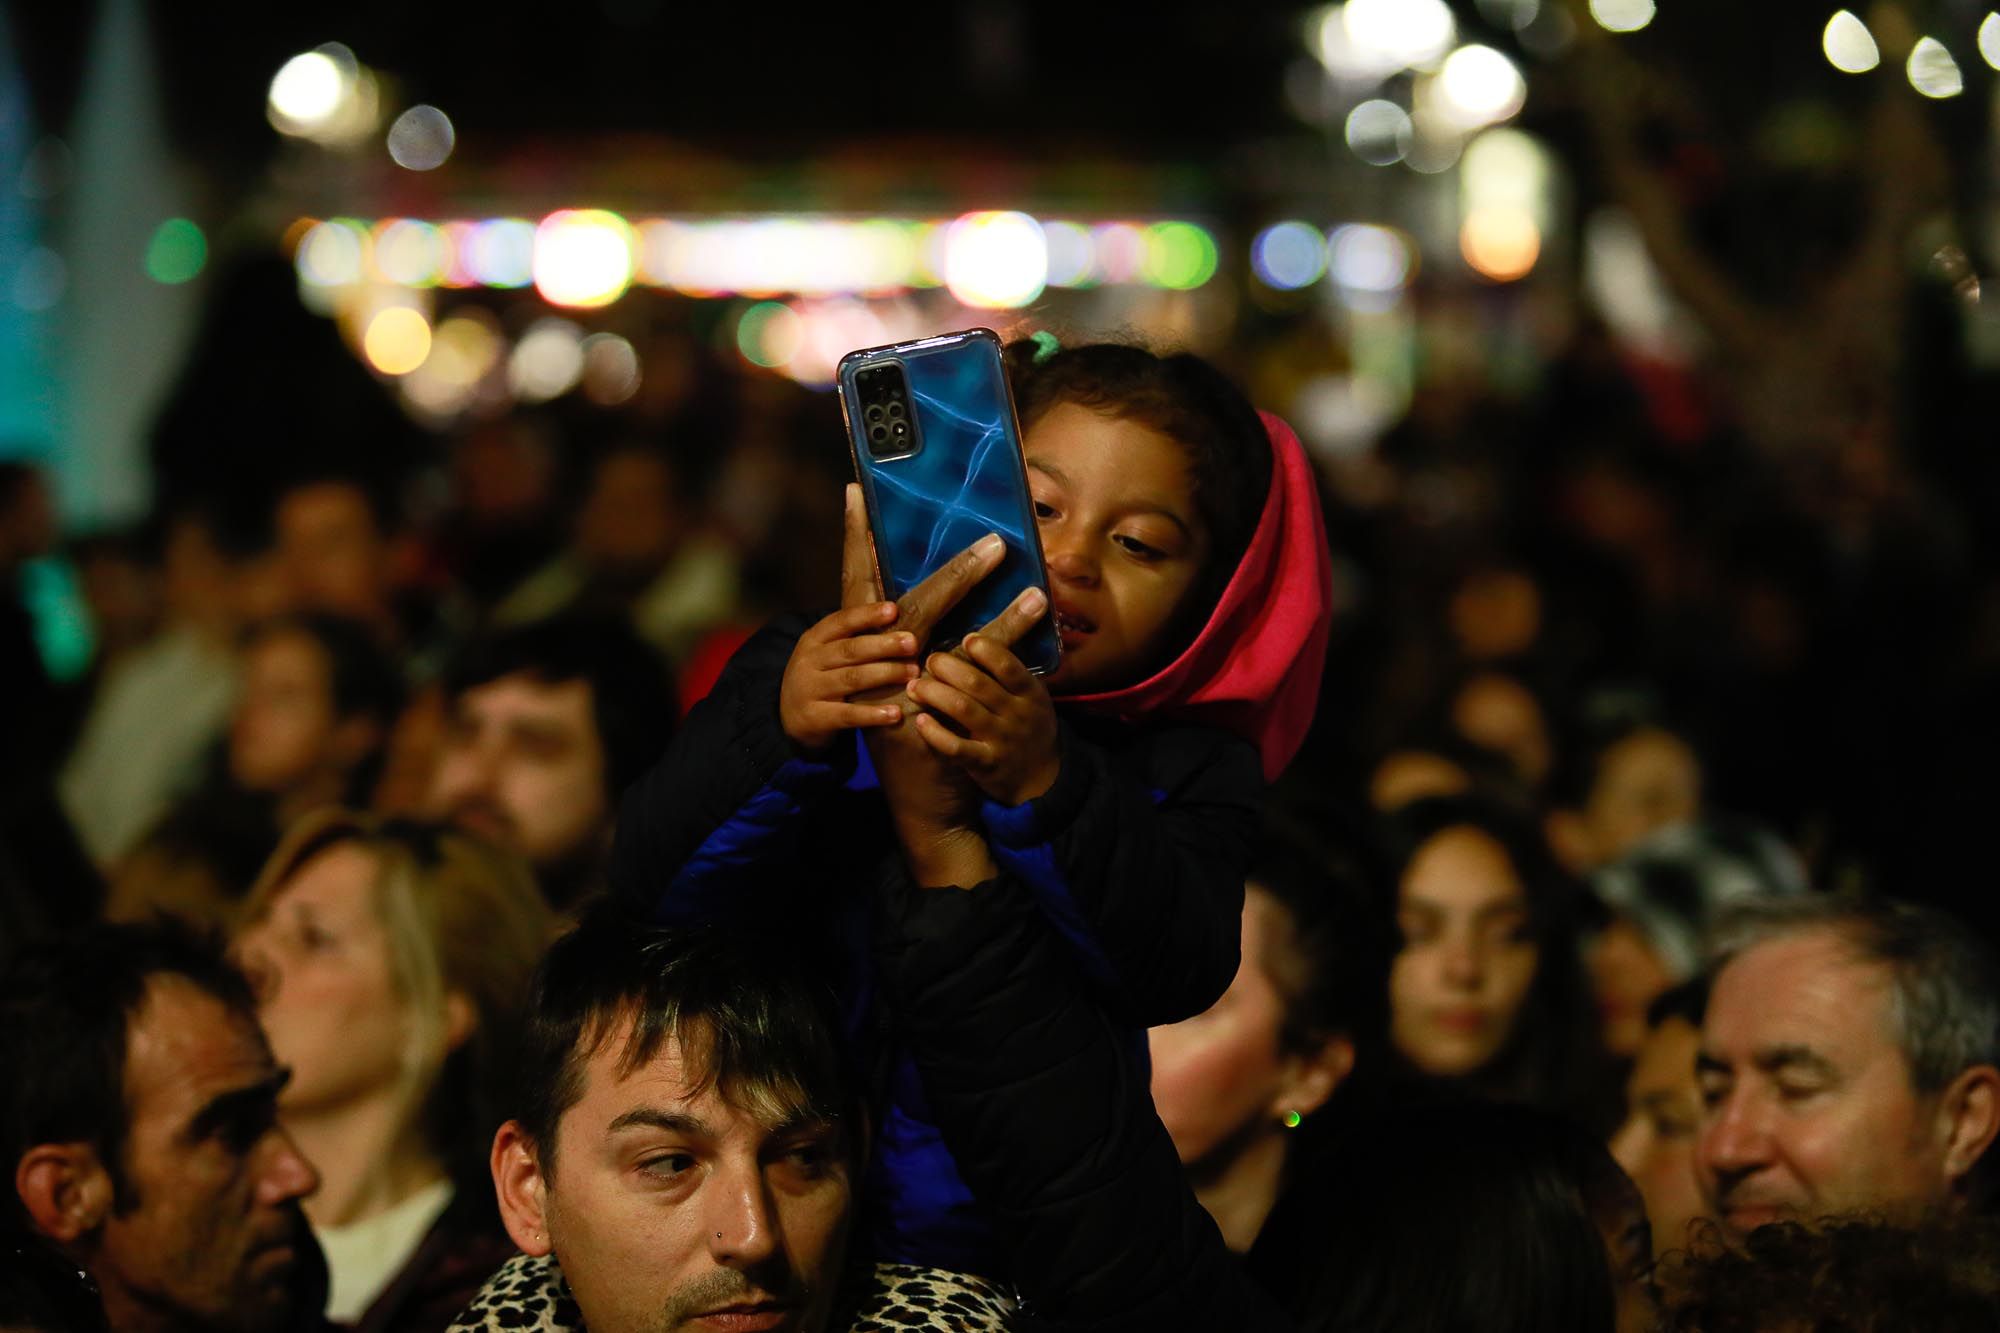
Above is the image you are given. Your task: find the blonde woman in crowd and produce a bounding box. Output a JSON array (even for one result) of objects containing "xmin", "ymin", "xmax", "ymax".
[{"xmin": 235, "ymin": 810, "xmax": 555, "ymax": 1332}]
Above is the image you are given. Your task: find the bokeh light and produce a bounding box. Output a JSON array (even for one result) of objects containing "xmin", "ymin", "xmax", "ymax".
[
  {"xmin": 362, "ymin": 306, "xmax": 432, "ymax": 375},
  {"xmin": 297, "ymin": 220, "xmax": 366, "ymax": 287},
  {"xmin": 943, "ymin": 211, "xmax": 1047, "ymax": 309},
  {"xmin": 1461, "ymin": 207, "xmax": 1541, "ymax": 281},
  {"xmin": 1252, "ymin": 222, "xmax": 1329, "ymax": 290},
  {"xmin": 372, "ymin": 219, "xmax": 443, "ymax": 287},
  {"xmin": 1436, "ymin": 45, "xmax": 1526, "ymax": 129},
  {"xmin": 1091, "ymin": 223, "xmax": 1147, "ymax": 284},
  {"xmin": 465, "ymin": 219, "xmax": 537, "ymax": 288},
  {"xmin": 581, "ymin": 332, "xmax": 642, "ymax": 406},
  {"xmin": 1143, "ymin": 222, "xmax": 1218, "ymax": 290},
  {"xmin": 1342, "ymin": 0, "xmax": 1456, "ymax": 71},
  {"xmin": 1346, "ymin": 99, "xmax": 1412, "ymax": 166},
  {"xmin": 509, "ymin": 318, "xmax": 586, "ymax": 401},
  {"xmin": 737, "ymin": 301, "xmax": 803, "ymax": 368},
  {"xmin": 1329, "ymin": 224, "xmax": 1414, "ymax": 296},
  {"xmin": 1982, "ymin": 13, "xmax": 2000, "ymax": 71},
  {"xmin": 1907, "ymin": 37, "xmax": 1964, "ymax": 98},
  {"xmin": 144, "ymin": 219, "xmax": 206, "ymax": 285},
  {"xmin": 268, "ymin": 52, "xmax": 345, "ymax": 134},
  {"xmin": 387, "ymin": 105, "xmax": 455, "ymax": 171},
  {"xmin": 1587, "ymin": 0, "xmax": 1655, "ymax": 33},
  {"xmin": 1043, "ymin": 221, "xmax": 1097, "ymax": 287},
  {"xmin": 1823, "ymin": 11, "xmax": 1880, "ymax": 73},
  {"xmin": 534, "ymin": 210, "xmax": 636, "ymax": 308}
]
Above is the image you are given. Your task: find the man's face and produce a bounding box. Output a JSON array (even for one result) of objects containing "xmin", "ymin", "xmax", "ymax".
[
  {"xmin": 1696, "ymin": 929, "xmax": 1954, "ymax": 1240},
  {"xmin": 1610, "ymin": 1016, "xmax": 1705, "ymax": 1256},
  {"xmin": 530, "ymin": 1020, "xmax": 854, "ymax": 1333},
  {"xmin": 229, "ymin": 630, "xmax": 337, "ymax": 795},
  {"xmin": 426, "ymin": 673, "xmax": 608, "ymax": 877},
  {"xmin": 274, "ymin": 482, "xmax": 391, "ymax": 625},
  {"xmin": 92, "ymin": 977, "xmax": 319, "ymax": 1333}
]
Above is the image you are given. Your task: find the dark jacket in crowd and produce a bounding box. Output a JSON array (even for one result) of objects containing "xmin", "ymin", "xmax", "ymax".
[
  {"xmin": 873, "ymin": 867, "xmax": 1293, "ymax": 1333},
  {"xmin": 610, "ymin": 612, "xmax": 1261, "ymax": 1273},
  {"xmin": 346, "ymin": 1191, "xmax": 517, "ymax": 1333}
]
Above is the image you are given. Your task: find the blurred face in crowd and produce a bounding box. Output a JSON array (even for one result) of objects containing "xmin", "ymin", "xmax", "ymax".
[
  {"xmin": 1578, "ymin": 728, "xmax": 1701, "ymax": 870},
  {"xmin": 1450, "ymin": 673, "xmax": 1552, "ymax": 790},
  {"xmin": 1368, "ymin": 749, "xmax": 1472, "ymax": 813},
  {"xmin": 1590, "ymin": 918, "xmax": 1676, "ymax": 1061},
  {"xmin": 235, "ymin": 843, "xmax": 416, "ymax": 1122},
  {"xmin": 1610, "ymin": 1014, "xmax": 1706, "ymax": 1257},
  {"xmin": 575, "ymin": 449, "xmax": 686, "ymax": 583},
  {"xmin": 230, "ymin": 628, "xmax": 351, "ymax": 796},
  {"xmin": 1026, "ymin": 403, "xmax": 1213, "ymax": 694},
  {"xmin": 427, "ymin": 673, "xmax": 608, "ymax": 881},
  {"xmin": 1390, "ymin": 825, "xmax": 1539, "ymax": 1078},
  {"xmin": 491, "ymin": 1015, "xmax": 854, "ymax": 1333},
  {"xmin": 1150, "ymin": 887, "xmax": 1352, "ymax": 1168},
  {"xmin": 275, "ymin": 482, "xmax": 393, "ymax": 627},
  {"xmin": 1696, "ymin": 928, "xmax": 2000, "ymax": 1241},
  {"xmin": 66, "ymin": 977, "xmax": 318, "ymax": 1333}
]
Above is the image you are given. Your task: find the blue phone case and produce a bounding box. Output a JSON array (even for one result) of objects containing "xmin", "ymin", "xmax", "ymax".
[{"xmin": 838, "ymin": 328, "xmax": 1060, "ymax": 675}]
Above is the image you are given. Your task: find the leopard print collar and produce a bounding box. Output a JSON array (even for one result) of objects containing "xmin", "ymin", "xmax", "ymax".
[{"xmin": 449, "ymin": 1252, "xmax": 1015, "ymax": 1332}]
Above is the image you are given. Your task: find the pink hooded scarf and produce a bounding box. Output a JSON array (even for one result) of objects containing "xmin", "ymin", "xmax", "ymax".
[{"xmin": 1058, "ymin": 411, "xmax": 1333, "ymax": 781}]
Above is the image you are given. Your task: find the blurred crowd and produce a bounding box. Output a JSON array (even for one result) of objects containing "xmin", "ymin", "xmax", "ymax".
[{"xmin": 4, "ymin": 243, "xmax": 2000, "ymax": 1333}]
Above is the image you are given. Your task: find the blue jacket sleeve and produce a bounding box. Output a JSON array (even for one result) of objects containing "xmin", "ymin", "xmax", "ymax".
[
  {"xmin": 875, "ymin": 870, "xmax": 1296, "ymax": 1333},
  {"xmin": 609, "ymin": 613, "xmax": 858, "ymax": 922},
  {"xmin": 978, "ymin": 719, "xmax": 1261, "ymax": 1026}
]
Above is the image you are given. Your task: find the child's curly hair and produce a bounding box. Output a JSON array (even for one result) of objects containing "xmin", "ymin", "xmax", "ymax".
[
  {"xmin": 1655, "ymin": 1216, "xmax": 2000, "ymax": 1331},
  {"xmin": 1003, "ymin": 339, "xmax": 1273, "ymax": 641}
]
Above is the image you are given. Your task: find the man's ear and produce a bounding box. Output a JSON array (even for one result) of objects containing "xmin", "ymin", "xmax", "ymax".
[
  {"xmin": 15, "ymin": 1143, "xmax": 113, "ymax": 1243},
  {"xmin": 1267, "ymin": 1034, "xmax": 1357, "ymax": 1124},
  {"xmin": 1937, "ymin": 1065, "xmax": 2000, "ymax": 1190},
  {"xmin": 490, "ymin": 1121, "xmax": 552, "ymax": 1256}
]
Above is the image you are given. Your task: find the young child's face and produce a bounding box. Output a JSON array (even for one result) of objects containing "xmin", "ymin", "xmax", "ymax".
[{"xmin": 1024, "ymin": 402, "xmax": 1211, "ymax": 693}]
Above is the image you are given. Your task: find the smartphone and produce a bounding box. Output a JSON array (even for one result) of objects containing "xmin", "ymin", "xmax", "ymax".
[{"xmin": 837, "ymin": 327, "xmax": 1060, "ymax": 675}]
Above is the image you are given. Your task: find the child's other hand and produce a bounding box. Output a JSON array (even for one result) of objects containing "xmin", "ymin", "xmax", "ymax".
[
  {"xmin": 780, "ymin": 485, "xmax": 921, "ymax": 752},
  {"xmin": 779, "ymin": 602, "xmax": 918, "ymax": 752},
  {"xmin": 908, "ymin": 587, "xmax": 1061, "ymax": 807}
]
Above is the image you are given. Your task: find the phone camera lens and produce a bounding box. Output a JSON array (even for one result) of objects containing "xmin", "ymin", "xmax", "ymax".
[
  {"xmin": 892, "ymin": 422, "xmax": 907, "ymax": 437},
  {"xmin": 865, "ymin": 405, "xmax": 884, "ymax": 422}
]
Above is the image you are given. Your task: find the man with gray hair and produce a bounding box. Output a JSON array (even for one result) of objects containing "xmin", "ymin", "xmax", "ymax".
[{"xmin": 1695, "ymin": 894, "xmax": 2000, "ymax": 1242}]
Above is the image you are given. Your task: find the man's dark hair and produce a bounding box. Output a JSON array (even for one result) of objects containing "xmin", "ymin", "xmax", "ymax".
[
  {"xmin": 444, "ymin": 615, "xmax": 675, "ymax": 801},
  {"xmin": 513, "ymin": 906, "xmax": 856, "ymax": 1177},
  {"xmin": 0, "ymin": 920, "xmax": 257, "ymax": 1226},
  {"xmin": 1249, "ymin": 820, "xmax": 1393, "ymax": 1067}
]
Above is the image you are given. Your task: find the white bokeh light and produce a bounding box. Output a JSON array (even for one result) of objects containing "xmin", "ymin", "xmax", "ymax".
[
  {"xmin": 1588, "ymin": 0, "xmax": 1655, "ymax": 33},
  {"xmin": 268, "ymin": 52, "xmax": 345, "ymax": 131},
  {"xmin": 943, "ymin": 211, "xmax": 1048, "ymax": 309},
  {"xmin": 1436, "ymin": 45, "xmax": 1526, "ymax": 129},
  {"xmin": 1907, "ymin": 37, "xmax": 1964, "ymax": 98},
  {"xmin": 1822, "ymin": 11, "xmax": 1880, "ymax": 73}
]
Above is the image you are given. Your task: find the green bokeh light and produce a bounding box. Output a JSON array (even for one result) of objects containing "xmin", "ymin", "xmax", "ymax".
[
  {"xmin": 1143, "ymin": 221, "xmax": 1218, "ymax": 290},
  {"xmin": 144, "ymin": 218, "xmax": 207, "ymax": 284},
  {"xmin": 736, "ymin": 301, "xmax": 795, "ymax": 368}
]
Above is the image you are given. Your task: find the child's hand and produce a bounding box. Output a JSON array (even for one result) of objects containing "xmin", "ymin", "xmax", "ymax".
[
  {"xmin": 779, "ymin": 601, "xmax": 918, "ymax": 752},
  {"xmin": 908, "ymin": 587, "xmax": 1061, "ymax": 807},
  {"xmin": 780, "ymin": 486, "xmax": 926, "ymax": 751}
]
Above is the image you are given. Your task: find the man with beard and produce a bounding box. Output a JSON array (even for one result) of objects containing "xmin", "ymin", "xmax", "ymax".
[
  {"xmin": 426, "ymin": 616, "xmax": 674, "ymax": 911},
  {"xmin": 2, "ymin": 919, "xmax": 322, "ymax": 1333}
]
